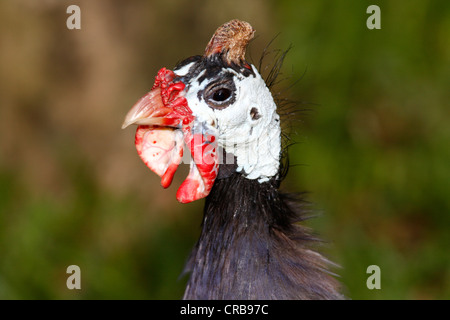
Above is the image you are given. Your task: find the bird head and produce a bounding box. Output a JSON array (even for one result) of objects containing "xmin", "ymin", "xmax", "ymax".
[{"xmin": 123, "ymin": 20, "xmax": 281, "ymax": 203}]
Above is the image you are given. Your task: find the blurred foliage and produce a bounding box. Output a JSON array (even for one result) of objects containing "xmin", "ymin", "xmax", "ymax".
[{"xmin": 0, "ymin": 0, "xmax": 449, "ymax": 299}]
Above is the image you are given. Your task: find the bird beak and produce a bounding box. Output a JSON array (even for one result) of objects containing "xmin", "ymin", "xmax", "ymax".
[
  {"xmin": 122, "ymin": 68, "xmax": 219, "ymax": 203},
  {"xmin": 122, "ymin": 68, "xmax": 188, "ymax": 130},
  {"xmin": 121, "ymin": 87, "xmax": 175, "ymax": 129}
]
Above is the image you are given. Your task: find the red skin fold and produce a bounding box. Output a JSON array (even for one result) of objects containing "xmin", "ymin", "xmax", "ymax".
[{"xmin": 131, "ymin": 68, "xmax": 219, "ymax": 203}]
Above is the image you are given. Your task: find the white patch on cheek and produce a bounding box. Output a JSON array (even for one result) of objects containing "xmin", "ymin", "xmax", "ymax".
[
  {"xmin": 180, "ymin": 65, "xmax": 281, "ymax": 183},
  {"xmin": 183, "ymin": 71, "xmax": 218, "ymax": 127},
  {"xmin": 214, "ymin": 65, "xmax": 281, "ymax": 182},
  {"xmin": 174, "ymin": 62, "xmax": 195, "ymax": 77}
]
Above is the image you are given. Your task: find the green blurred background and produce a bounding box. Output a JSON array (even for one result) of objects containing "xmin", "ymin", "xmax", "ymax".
[{"xmin": 0, "ymin": 0, "xmax": 449, "ymax": 299}]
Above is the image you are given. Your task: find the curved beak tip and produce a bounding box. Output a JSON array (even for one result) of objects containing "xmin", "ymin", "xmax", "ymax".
[
  {"xmin": 121, "ymin": 115, "xmax": 138, "ymax": 130},
  {"xmin": 121, "ymin": 121, "xmax": 131, "ymax": 130}
]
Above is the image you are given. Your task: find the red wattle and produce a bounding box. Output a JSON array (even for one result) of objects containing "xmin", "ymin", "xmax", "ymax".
[
  {"xmin": 131, "ymin": 67, "xmax": 219, "ymax": 203},
  {"xmin": 161, "ymin": 162, "xmax": 181, "ymax": 188},
  {"xmin": 175, "ymin": 131, "xmax": 219, "ymax": 203}
]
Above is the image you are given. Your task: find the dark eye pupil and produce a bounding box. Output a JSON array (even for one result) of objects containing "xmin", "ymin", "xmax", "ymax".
[{"xmin": 212, "ymin": 88, "xmax": 231, "ymax": 102}]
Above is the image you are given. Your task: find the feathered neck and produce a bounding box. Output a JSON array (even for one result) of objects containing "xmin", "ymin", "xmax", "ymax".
[{"xmin": 182, "ymin": 172, "xmax": 344, "ymax": 300}]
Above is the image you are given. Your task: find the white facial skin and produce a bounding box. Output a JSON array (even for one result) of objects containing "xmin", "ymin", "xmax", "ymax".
[{"xmin": 174, "ymin": 63, "xmax": 281, "ymax": 183}]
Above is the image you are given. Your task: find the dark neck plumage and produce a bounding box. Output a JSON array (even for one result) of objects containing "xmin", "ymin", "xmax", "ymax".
[{"xmin": 182, "ymin": 171, "xmax": 343, "ymax": 300}]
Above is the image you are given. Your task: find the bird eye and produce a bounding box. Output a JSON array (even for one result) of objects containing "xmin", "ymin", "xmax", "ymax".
[
  {"xmin": 204, "ymin": 78, "xmax": 236, "ymax": 110},
  {"xmin": 212, "ymin": 88, "xmax": 231, "ymax": 102}
]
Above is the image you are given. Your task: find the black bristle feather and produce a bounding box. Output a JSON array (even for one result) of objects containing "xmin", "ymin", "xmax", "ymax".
[{"xmin": 183, "ymin": 174, "xmax": 343, "ymax": 299}]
